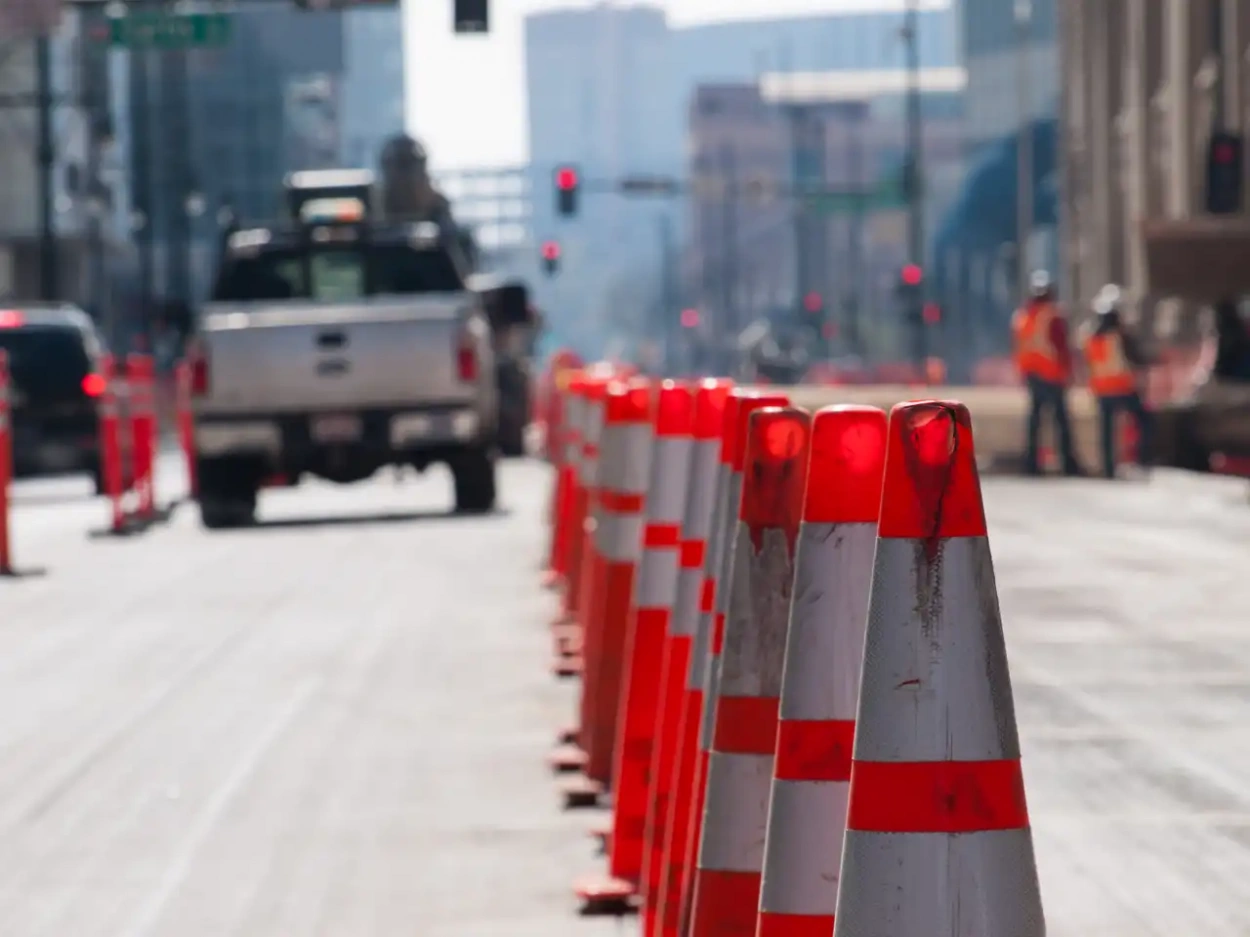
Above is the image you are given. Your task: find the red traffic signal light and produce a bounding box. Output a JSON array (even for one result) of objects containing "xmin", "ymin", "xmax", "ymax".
[
  {"xmin": 680, "ymin": 308, "xmax": 700, "ymax": 328},
  {"xmin": 803, "ymin": 291, "xmax": 823, "ymax": 313},
  {"xmin": 901, "ymin": 264, "xmax": 923, "ymax": 287},
  {"xmin": 554, "ymin": 165, "xmax": 580, "ymax": 216},
  {"xmin": 541, "ymin": 240, "xmax": 561, "ymax": 261}
]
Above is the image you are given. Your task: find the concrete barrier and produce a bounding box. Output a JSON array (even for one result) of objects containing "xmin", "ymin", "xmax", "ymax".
[{"xmin": 775, "ymin": 385, "xmax": 1101, "ymax": 473}]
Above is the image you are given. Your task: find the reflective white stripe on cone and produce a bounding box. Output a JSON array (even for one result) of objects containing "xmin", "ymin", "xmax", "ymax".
[
  {"xmin": 673, "ymin": 390, "xmax": 788, "ymax": 935},
  {"xmin": 758, "ymin": 405, "xmax": 887, "ymax": 937},
  {"xmin": 833, "ymin": 400, "xmax": 1045, "ymax": 937},
  {"xmin": 688, "ymin": 405, "xmax": 810, "ymax": 937}
]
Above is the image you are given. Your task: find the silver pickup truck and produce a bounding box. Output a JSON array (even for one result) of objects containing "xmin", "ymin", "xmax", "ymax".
[{"xmin": 185, "ymin": 216, "xmax": 498, "ymax": 529}]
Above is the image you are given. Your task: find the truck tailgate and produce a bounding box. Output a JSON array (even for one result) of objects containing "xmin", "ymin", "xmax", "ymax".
[{"xmin": 200, "ymin": 297, "xmax": 471, "ymax": 413}]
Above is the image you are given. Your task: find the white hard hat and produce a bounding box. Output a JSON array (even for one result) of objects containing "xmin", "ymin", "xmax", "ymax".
[{"xmin": 1092, "ymin": 284, "xmax": 1123, "ymax": 316}]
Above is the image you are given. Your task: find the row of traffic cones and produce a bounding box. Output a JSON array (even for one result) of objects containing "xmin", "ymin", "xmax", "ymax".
[{"xmin": 538, "ymin": 371, "xmax": 1045, "ymax": 936}]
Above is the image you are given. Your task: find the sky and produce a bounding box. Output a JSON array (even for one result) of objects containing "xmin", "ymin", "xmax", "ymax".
[{"xmin": 402, "ymin": 0, "xmax": 950, "ymax": 171}]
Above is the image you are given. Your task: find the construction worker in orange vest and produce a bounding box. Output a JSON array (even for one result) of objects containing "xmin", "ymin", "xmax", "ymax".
[
  {"xmin": 1012, "ymin": 270, "xmax": 1083, "ymax": 475},
  {"xmin": 1081, "ymin": 285, "xmax": 1153, "ymax": 479}
]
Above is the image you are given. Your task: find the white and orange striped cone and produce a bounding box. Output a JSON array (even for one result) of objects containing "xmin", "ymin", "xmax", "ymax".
[
  {"xmin": 832, "ymin": 400, "xmax": 1045, "ymax": 937},
  {"xmin": 668, "ymin": 389, "xmax": 789, "ymax": 937},
  {"xmin": 687, "ymin": 405, "xmax": 811, "ymax": 937},
  {"xmin": 560, "ymin": 378, "xmax": 654, "ymax": 809},
  {"xmin": 575, "ymin": 380, "xmax": 694, "ymax": 913},
  {"xmin": 638, "ymin": 377, "xmax": 734, "ymax": 936},
  {"xmin": 757, "ymin": 405, "xmax": 887, "ymax": 937}
]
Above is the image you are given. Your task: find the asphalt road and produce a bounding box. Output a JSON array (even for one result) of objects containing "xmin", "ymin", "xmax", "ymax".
[{"xmin": 1, "ymin": 458, "xmax": 1249, "ymax": 934}]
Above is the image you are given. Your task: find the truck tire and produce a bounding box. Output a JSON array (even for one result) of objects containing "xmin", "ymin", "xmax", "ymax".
[
  {"xmin": 197, "ymin": 457, "xmax": 260, "ymax": 530},
  {"xmin": 498, "ymin": 415, "xmax": 527, "ymax": 458},
  {"xmin": 451, "ymin": 448, "xmax": 497, "ymax": 514}
]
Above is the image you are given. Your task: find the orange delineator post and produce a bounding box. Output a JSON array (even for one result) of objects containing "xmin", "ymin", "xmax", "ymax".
[
  {"xmin": 638, "ymin": 377, "xmax": 733, "ymax": 937},
  {"xmin": 686, "ymin": 405, "xmax": 811, "ymax": 937},
  {"xmin": 574, "ymin": 380, "xmax": 694, "ymax": 913},
  {"xmin": 671, "ymin": 391, "xmax": 789, "ymax": 935},
  {"xmin": 576, "ymin": 378, "xmax": 654, "ymax": 791},
  {"xmin": 0, "ymin": 351, "xmax": 13, "ymax": 575},
  {"xmin": 126, "ymin": 354, "xmax": 156, "ymax": 521},
  {"xmin": 99, "ymin": 354, "xmax": 127, "ymax": 534},
  {"xmin": 756, "ymin": 404, "xmax": 887, "ymax": 937},
  {"xmin": 175, "ymin": 359, "xmax": 198, "ymax": 498}
]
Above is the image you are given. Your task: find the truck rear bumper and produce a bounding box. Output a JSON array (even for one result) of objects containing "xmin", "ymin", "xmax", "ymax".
[{"xmin": 194, "ymin": 405, "xmax": 485, "ymax": 459}]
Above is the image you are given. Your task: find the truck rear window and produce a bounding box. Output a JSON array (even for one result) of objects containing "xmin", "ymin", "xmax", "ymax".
[
  {"xmin": 0, "ymin": 328, "xmax": 92, "ymax": 399},
  {"xmin": 212, "ymin": 244, "xmax": 465, "ymax": 302}
]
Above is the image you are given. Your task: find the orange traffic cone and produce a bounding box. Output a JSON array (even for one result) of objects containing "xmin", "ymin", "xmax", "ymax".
[
  {"xmin": 575, "ymin": 380, "xmax": 695, "ymax": 912},
  {"xmin": 639, "ymin": 377, "xmax": 734, "ymax": 936},
  {"xmin": 757, "ymin": 405, "xmax": 887, "ymax": 937},
  {"xmin": 833, "ymin": 400, "xmax": 1045, "ymax": 937},
  {"xmin": 667, "ymin": 390, "xmax": 789, "ymax": 937},
  {"xmin": 561, "ymin": 378, "xmax": 654, "ymax": 808},
  {"xmin": 687, "ymin": 405, "xmax": 811, "ymax": 937}
]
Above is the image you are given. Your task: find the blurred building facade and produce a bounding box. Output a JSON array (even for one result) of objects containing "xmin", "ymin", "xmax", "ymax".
[
  {"xmin": 522, "ymin": 2, "xmax": 958, "ymax": 358},
  {"xmin": 930, "ymin": 0, "xmax": 1059, "ymax": 374},
  {"xmin": 339, "ymin": 7, "xmax": 407, "ymax": 170},
  {"xmin": 685, "ymin": 73, "xmax": 965, "ymax": 365}
]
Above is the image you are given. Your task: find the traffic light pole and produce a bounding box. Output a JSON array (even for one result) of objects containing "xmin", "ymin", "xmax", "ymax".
[{"xmin": 903, "ymin": 0, "xmax": 927, "ymax": 372}]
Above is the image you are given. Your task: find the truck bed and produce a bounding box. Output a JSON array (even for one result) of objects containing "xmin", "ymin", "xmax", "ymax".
[{"xmin": 196, "ymin": 295, "xmax": 474, "ymax": 415}]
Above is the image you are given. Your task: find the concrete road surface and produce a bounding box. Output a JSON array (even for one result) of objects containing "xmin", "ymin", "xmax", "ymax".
[{"xmin": 1, "ymin": 459, "xmax": 1249, "ymax": 934}]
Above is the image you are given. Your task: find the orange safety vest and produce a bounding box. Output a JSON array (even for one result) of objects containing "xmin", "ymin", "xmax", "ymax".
[
  {"xmin": 1011, "ymin": 303, "xmax": 1065, "ymax": 382},
  {"xmin": 1083, "ymin": 329, "xmax": 1137, "ymax": 396}
]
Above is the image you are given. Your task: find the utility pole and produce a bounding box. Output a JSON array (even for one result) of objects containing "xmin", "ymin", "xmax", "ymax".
[
  {"xmin": 657, "ymin": 211, "xmax": 675, "ymax": 373},
  {"xmin": 1015, "ymin": 0, "xmax": 1034, "ymax": 300},
  {"xmin": 720, "ymin": 143, "xmax": 739, "ymax": 370},
  {"xmin": 36, "ymin": 35, "xmax": 57, "ymax": 300},
  {"xmin": 902, "ymin": 0, "xmax": 926, "ymax": 368}
]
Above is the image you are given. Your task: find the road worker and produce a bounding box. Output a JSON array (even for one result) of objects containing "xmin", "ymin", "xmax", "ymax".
[
  {"xmin": 1080, "ymin": 285, "xmax": 1153, "ymax": 479},
  {"xmin": 1011, "ymin": 270, "xmax": 1084, "ymax": 475}
]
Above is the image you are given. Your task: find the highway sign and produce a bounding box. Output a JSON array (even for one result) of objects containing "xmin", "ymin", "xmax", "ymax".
[{"xmin": 108, "ymin": 11, "xmax": 231, "ymax": 49}]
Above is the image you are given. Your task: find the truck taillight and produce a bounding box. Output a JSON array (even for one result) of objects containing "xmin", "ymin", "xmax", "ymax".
[{"xmin": 457, "ymin": 334, "xmax": 478, "ymax": 383}]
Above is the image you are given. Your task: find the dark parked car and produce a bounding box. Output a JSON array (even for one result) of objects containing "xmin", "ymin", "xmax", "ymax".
[{"xmin": 0, "ymin": 305, "xmax": 109, "ymax": 490}]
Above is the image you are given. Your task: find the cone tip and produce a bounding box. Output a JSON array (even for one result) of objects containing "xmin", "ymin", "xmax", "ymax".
[
  {"xmin": 655, "ymin": 380, "xmax": 695, "ymax": 436},
  {"xmin": 731, "ymin": 392, "xmax": 791, "ymax": 470},
  {"xmin": 693, "ymin": 379, "xmax": 734, "ymax": 440},
  {"xmin": 878, "ymin": 399, "xmax": 987, "ymax": 540},
  {"xmin": 805, "ymin": 405, "xmax": 888, "ymax": 524},
  {"xmin": 739, "ymin": 407, "xmax": 811, "ymax": 549},
  {"xmin": 606, "ymin": 378, "xmax": 652, "ymax": 423}
]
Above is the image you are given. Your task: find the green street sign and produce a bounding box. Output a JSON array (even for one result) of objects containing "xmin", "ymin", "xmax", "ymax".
[
  {"xmin": 807, "ymin": 183, "xmax": 908, "ymax": 216},
  {"xmin": 109, "ymin": 12, "xmax": 232, "ymax": 49}
]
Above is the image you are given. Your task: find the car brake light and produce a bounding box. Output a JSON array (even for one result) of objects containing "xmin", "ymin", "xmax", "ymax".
[
  {"xmin": 81, "ymin": 373, "xmax": 106, "ymax": 397},
  {"xmin": 0, "ymin": 310, "xmax": 23, "ymax": 328}
]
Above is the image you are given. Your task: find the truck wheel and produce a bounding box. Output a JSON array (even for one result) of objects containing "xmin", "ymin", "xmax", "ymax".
[
  {"xmin": 451, "ymin": 448, "xmax": 497, "ymax": 514},
  {"xmin": 498, "ymin": 417, "xmax": 527, "ymax": 458},
  {"xmin": 196, "ymin": 456, "xmax": 260, "ymax": 529},
  {"xmin": 199, "ymin": 489, "xmax": 257, "ymax": 530}
]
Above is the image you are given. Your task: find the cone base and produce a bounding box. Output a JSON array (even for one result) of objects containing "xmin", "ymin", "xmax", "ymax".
[
  {"xmin": 573, "ymin": 873, "xmax": 639, "ymax": 916},
  {"xmin": 559, "ymin": 774, "xmax": 604, "ymax": 809},
  {"xmin": 548, "ymin": 743, "xmax": 588, "ymax": 773}
]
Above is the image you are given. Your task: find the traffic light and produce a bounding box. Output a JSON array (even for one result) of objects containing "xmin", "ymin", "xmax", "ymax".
[
  {"xmin": 541, "ymin": 240, "xmax": 561, "ymax": 276},
  {"xmin": 1206, "ymin": 130, "xmax": 1243, "ymax": 214},
  {"xmin": 922, "ymin": 302, "xmax": 942, "ymax": 325},
  {"xmin": 901, "ymin": 264, "xmax": 923, "ymax": 287},
  {"xmin": 680, "ymin": 308, "xmax": 700, "ymax": 328},
  {"xmin": 554, "ymin": 165, "xmax": 580, "ymax": 217},
  {"xmin": 453, "ymin": 0, "xmax": 489, "ymax": 32},
  {"xmin": 802, "ymin": 291, "xmax": 823, "ymax": 314}
]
